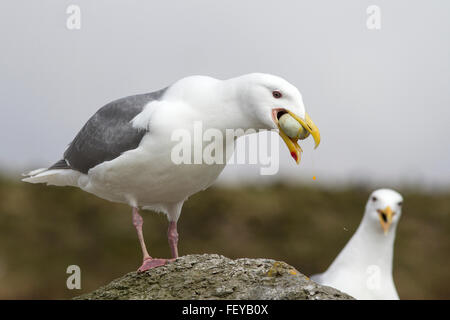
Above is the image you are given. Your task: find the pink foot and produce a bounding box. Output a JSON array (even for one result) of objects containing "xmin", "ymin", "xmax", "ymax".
[{"xmin": 137, "ymin": 258, "xmax": 175, "ymax": 272}]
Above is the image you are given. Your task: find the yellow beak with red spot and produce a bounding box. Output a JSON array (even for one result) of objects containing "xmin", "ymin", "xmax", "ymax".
[{"xmin": 276, "ymin": 111, "xmax": 321, "ymax": 164}]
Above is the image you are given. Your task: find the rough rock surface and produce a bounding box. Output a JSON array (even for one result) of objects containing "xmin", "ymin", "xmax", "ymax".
[{"xmin": 75, "ymin": 254, "xmax": 353, "ymax": 300}]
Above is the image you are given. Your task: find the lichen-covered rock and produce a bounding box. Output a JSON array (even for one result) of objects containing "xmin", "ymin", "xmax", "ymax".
[{"xmin": 75, "ymin": 254, "xmax": 353, "ymax": 300}]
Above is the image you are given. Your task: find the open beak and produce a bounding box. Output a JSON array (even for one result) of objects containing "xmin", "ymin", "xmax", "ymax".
[
  {"xmin": 377, "ymin": 206, "xmax": 394, "ymax": 235},
  {"xmin": 273, "ymin": 110, "xmax": 321, "ymax": 164}
]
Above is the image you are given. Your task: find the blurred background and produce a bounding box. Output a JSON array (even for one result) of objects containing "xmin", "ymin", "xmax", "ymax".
[{"xmin": 0, "ymin": 1, "xmax": 449, "ymax": 299}]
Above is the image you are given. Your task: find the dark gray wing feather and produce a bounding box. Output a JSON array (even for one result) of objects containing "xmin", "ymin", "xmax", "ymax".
[
  {"xmin": 48, "ymin": 159, "xmax": 70, "ymax": 170},
  {"xmin": 59, "ymin": 88, "xmax": 167, "ymax": 174}
]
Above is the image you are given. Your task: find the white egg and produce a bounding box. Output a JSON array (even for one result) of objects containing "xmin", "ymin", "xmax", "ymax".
[{"xmin": 278, "ymin": 113, "xmax": 309, "ymax": 139}]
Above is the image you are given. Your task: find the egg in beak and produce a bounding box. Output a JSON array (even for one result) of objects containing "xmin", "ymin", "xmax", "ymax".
[{"xmin": 272, "ymin": 109, "xmax": 321, "ymax": 164}]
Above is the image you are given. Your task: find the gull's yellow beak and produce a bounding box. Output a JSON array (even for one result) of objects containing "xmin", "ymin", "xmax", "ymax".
[
  {"xmin": 276, "ymin": 111, "xmax": 321, "ymax": 164},
  {"xmin": 377, "ymin": 206, "xmax": 394, "ymax": 235}
]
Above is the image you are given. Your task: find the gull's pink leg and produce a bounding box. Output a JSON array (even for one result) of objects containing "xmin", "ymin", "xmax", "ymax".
[
  {"xmin": 132, "ymin": 207, "xmax": 151, "ymax": 260},
  {"xmin": 168, "ymin": 221, "xmax": 179, "ymax": 259},
  {"xmin": 132, "ymin": 207, "xmax": 168, "ymax": 272}
]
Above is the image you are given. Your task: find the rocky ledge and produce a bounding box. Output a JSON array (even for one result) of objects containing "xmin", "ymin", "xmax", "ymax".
[{"xmin": 75, "ymin": 254, "xmax": 353, "ymax": 300}]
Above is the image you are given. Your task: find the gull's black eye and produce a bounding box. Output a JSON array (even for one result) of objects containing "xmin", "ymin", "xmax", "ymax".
[
  {"xmin": 398, "ymin": 201, "xmax": 403, "ymax": 207},
  {"xmin": 272, "ymin": 90, "xmax": 282, "ymax": 98},
  {"xmin": 372, "ymin": 196, "xmax": 378, "ymax": 202}
]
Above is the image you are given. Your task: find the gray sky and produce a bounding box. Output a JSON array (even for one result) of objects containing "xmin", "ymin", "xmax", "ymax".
[{"xmin": 1, "ymin": 0, "xmax": 449, "ymax": 188}]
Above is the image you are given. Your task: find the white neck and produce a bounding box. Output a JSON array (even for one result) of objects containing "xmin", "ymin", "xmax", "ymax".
[
  {"xmin": 162, "ymin": 75, "xmax": 266, "ymax": 132},
  {"xmin": 326, "ymin": 212, "xmax": 397, "ymax": 276}
]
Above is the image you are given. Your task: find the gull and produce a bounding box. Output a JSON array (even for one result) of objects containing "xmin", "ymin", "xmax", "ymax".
[
  {"xmin": 23, "ymin": 73, "xmax": 321, "ymax": 271},
  {"xmin": 311, "ymin": 189, "xmax": 403, "ymax": 299}
]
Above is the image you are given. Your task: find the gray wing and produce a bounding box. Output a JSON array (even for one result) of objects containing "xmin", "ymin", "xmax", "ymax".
[{"xmin": 51, "ymin": 88, "xmax": 167, "ymax": 174}]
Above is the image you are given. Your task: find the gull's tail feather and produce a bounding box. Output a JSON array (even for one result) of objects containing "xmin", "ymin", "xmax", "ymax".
[
  {"xmin": 22, "ymin": 167, "xmax": 48, "ymax": 177},
  {"xmin": 22, "ymin": 160, "xmax": 81, "ymax": 187}
]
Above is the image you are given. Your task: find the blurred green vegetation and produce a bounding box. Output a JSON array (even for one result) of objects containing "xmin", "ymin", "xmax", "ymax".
[{"xmin": 0, "ymin": 175, "xmax": 449, "ymax": 299}]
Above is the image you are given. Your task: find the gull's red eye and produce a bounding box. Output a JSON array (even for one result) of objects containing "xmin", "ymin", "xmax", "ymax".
[{"xmin": 272, "ymin": 90, "xmax": 282, "ymax": 98}]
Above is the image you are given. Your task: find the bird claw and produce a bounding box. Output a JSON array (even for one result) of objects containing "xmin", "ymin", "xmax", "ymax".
[{"xmin": 137, "ymin": 257, "xmax": 176, "ymax": 272}]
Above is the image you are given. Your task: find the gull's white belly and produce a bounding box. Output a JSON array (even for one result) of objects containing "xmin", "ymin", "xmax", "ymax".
[{"xmin": 78, "ymin": 134, "xmax": 227, "ymax": 207}]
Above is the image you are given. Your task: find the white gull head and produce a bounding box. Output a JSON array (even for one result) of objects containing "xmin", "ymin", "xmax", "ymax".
[
  {"xmin": 225, "ymin": 73, "xmax": 307, "ymax": 130},
  {"xmin": 363, "ymin": 189, "xmax": 403, "ymax": 235}
]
